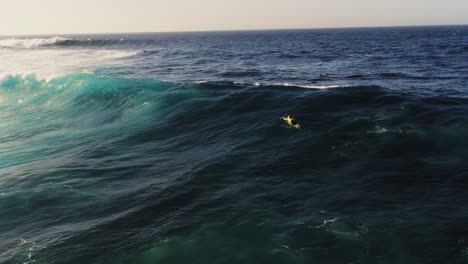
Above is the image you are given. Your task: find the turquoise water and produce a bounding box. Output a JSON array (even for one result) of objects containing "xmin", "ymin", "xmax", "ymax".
[{"xmin": 1, "ymin": 27, "xmax": 468, "ymax": 263}]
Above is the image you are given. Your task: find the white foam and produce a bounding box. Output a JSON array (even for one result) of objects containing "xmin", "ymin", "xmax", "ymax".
[
  {"xmin": 369, "ymin": 126, "xmax": 388, "ymax": 134},
  {"xmin": 323, "ymin": 218, "xmax": 339, "ymax": 224},
  {"xmin": 280, "ymin": 82, "xmax": 346, "ymax": 89},
  {"xmin": 367, "ymin": 126, "xmax": 404, "ymax": 134},
  {"xmin": 18, "ymin": 238, "xmax": 45, "ymax": 264},
  {"xmin": 19, "ymin": 238, "xmax": 32, "ymax": 246},
  {"xmin": 81, "ymin": 69, "xmax": 95, "ymax": 75},
  {"xmin": 0, "ymin": 48, "xmax": 139, "ymax": 81},
  {"xmin": 314, "ymin": 218, "xmax": 340, "ymax": 228}
]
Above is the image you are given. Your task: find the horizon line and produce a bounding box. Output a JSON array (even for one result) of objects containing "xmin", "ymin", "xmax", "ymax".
[{"xmin": 1, "ymin": 23, "xmax": 467, "ymax": 38}]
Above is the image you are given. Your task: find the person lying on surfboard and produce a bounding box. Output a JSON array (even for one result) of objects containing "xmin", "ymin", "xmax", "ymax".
[{"xmin": 281, "ymin": 115, "xmax": 300, "ymax": 129}]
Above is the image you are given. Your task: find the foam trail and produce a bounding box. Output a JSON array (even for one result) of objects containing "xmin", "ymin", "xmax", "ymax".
[{"xmin": 278, "ymin": 83, "xmax": 349, "ymax": 89}]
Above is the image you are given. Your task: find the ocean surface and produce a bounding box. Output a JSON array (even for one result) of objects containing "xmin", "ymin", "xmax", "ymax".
[{"xmin": 1, "ymin": 26, "xmax": 468, "ymax": 264}]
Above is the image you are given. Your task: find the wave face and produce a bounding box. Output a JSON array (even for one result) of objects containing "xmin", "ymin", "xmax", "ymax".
[{"xmin": 2, "ymin": 26, "xmax": 468, "ymax": 264}]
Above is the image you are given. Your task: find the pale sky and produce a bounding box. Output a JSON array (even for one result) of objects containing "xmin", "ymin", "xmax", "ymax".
[{"xmin": 1, "ymin": 0, "xmax": 468, "ymax": 36}]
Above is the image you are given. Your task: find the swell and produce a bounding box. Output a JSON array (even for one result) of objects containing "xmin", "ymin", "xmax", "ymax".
[
  {"xmin": 3, "ymin": 73, "xmax": 468, "ymax": 157},
  {"xmin": 4, "ymin": 73, "xmax": 468, "ymax": 263},
  {"xmin": 1, "ymin": 73, "xmax": 465, "ymax": 123},
  {"xmin": 0, "ymin": 74, "xmax": 399, "ymax": 171}
]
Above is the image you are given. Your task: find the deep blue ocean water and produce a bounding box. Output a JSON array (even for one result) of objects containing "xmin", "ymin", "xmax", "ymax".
[{"xmin": 1, "ymin": 26, "xmax": 468, "ymax": 264}]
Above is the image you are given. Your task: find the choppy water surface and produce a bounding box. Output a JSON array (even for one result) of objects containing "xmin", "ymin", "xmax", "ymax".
[{"xmin": 1, "ymin": 26, "xmax": 468, "ymax": 264}]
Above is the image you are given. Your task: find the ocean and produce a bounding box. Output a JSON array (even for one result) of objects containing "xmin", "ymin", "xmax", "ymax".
[{"xmin": 1, "ymin": 26, "xmax": 468, "ymax": 264}]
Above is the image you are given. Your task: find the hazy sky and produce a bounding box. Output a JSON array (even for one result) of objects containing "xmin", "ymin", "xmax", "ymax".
[{"xmin": 1, "ymin": 0, "xmax": 468, "ymax": 35}]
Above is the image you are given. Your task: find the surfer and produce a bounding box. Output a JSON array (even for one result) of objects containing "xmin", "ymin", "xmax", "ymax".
[{"xmin": 281, "ymin": 115, "xmax": 300, "ymax": 129}]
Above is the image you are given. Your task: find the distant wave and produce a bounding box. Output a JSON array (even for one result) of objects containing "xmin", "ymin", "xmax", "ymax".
[
  {"xmin": 344, "ymin": 73, "xmax": 455, "ymax": 81},
  {"xmin": 0, "ymin": 37, "xmax": 73, "ymax": 48},
  {"xmin": 0, "ymin": 37, "xmax": 125, "ymax": 49},
  {"xmin": 54, "ymin": 38, "xmax": 125, "ymax": 47}
]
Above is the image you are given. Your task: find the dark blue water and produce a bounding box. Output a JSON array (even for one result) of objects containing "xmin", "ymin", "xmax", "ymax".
[{"xmin": 1, "ymin": 26, "xmax": 468, "ymax": 264}]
